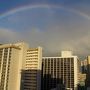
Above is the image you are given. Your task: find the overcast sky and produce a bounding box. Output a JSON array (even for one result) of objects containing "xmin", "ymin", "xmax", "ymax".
[{"xmin": 0, "ymin": 0, "xmax": 90, "ymax": 58}]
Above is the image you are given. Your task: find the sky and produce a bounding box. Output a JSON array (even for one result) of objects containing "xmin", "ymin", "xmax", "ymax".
[{"xmin": 0, "ymin": 0, "xmax": 90, "ymax": 58}]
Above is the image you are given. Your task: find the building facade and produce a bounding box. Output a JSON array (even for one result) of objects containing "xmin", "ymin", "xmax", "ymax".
[
  {"xmin": 81, "ymin": 59, "xmax": 87, "ymax": 73},
  {"xmin": 42, "ymin": 51, "xmax": 80, "ymax": 90},
  {"xmin": 81, "ymin": 56, "xmax": 90, "ymax": 89},
  {"xmin": 86, "ymin": 56, "xmax": 90, "ymax": 89},
  {"xmin": 23, "ymin": 47, "xmax": 42, "ymax": 90},
  {"xmin": 0, "ymin": 42, "xmax": 28, "ymax": 90}
]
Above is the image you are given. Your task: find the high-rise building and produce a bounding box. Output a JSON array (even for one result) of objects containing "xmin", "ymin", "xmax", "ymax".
[
  {"xmin": 81, "ymin": 59, "xmax": 87, "ymax": 73},
  {"xmin": 86, "ymin": 56, "xmax": 90, "ymax": 89},
  {"xmin": 82, "ymin": 56, "xmax": 90, "ymax": 89},
  {"xmin": 23, "ymin": 47, "xmax": 42, "ymax": 90},
  {"xmin": 0, "ymin": 42, "xmax": 42, "ymax": 90},
  {"xmin": 0, "ymin": 42, "xmax": 28, "ymax": 90},
  {"xmin": 42, "ymin": 51, "xmax": 80, "ymax": 90},
  {"xmin": 87, "ymin": 56, "xmax": 90, "ymax": 73}
]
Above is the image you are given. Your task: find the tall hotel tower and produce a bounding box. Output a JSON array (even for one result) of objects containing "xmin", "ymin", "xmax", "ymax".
[
  {"xmin": 81, "ymin": 56, "xmax": 90, "ymax": 89},
  {"xmin": 42, "ymin": 51, "xmax": 80, "ymax": 90},
  {"xmin": 23, "ymin": 47, "xmax": 42, "ymax": 90},
  {"xmin": 0, "ymin": 42, "xmax": 42, "ymax": 90},
  {"xmin": 0, "ymin": 42, "xmax": 28, "ymax": 90},
  {"xmin": 86, "ymin": 56, "xmax": 90, "ymax": 89}
]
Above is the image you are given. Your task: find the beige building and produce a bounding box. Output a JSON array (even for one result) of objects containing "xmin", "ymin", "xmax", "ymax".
[
  {"xmin": 87, "ymin": 56, "xmax": 90, "ymax": 72},
  {"xmin": 0, "ymin": 42, "xmax": 29, "ymax": 90},
  {"xmin": 23, "ymin": 47, "xmax": 42, "ymax": 90},
  {"xmin": 78, "ymin": 73, "xmax": 86, "ymax": 86},
  {"xmin": 0, "ymin": 42, "xmax": 42, "ymax": 90},
  {"xmin": 42, "ymin": 51, "xmax": 80, "ymax": 90},
  {"xmin": 86, "ymin": 56, "xmax": 90, "ymax": 88}
]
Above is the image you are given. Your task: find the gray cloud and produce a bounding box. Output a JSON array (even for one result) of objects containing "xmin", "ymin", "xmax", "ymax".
[
  {"xmin": 0, "ymin": 23, "xmax": 90, "ymax": 58},
  {"xmin": 0, "ymin": 6, "xmax": 90, "ymax": 58},
  {"xmin": 18, "ymin": 23, "xmax": 90, "ymax": 57},
  {"xmin": 0, "ymin": 28, "xmax": 21, "ymax": 43}
]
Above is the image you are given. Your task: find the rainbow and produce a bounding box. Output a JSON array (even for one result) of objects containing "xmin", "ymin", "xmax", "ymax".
[{"xmin": 0, "ymin": 4, "xmax": 90, "ymax": 20}]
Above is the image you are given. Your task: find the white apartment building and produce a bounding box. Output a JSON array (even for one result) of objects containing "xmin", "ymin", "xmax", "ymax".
[
  {"xmin": 23, "ymin": 47, "xmax": 42, "ymax": 90},
  {"xmin": 42, "ymin": 51, "xmax": 80, "ymax": 90},
  {"xmin": 0, "ymin": 42, "xmax": 29, "ymax": 90}
]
